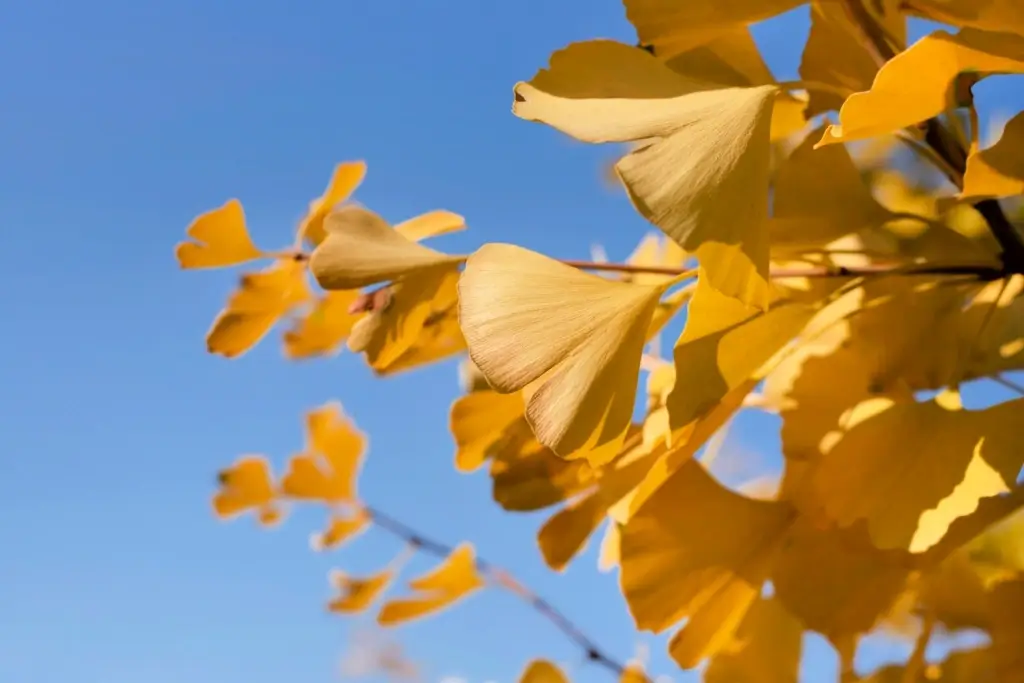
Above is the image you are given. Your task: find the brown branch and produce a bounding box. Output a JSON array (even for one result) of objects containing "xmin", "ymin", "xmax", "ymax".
[{"xmin": 364, "ymin": 506, "xmax": 646, "ymax": 681}]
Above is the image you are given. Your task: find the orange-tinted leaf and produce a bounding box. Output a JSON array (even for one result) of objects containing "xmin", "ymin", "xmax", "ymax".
[
  {"xmin": 377, "ymin": 543, "xmax": 485, "ymax": 626},
  {"xmin": 299, "ymin": 161, "xmax": 367, "ymax": 247},
  {"xmin": 311, "ymin": 508, "xmax": 370, "ymax": 551},
  {"xmin": 212, "ymin": 455, "xmax": 281, "ymax": 526},
  {"xmin": 281, "ymin": 402, "xmax": 366, "ymax": 504},
  {"xmin": 518, "ymin": 659, "xmax": 569, "ymax": 683},
  {"xmin": 176, "ymin": 199, "xmax": 263, "ymax": 269},
  {"xmin": 328, "ymin": 568, "xmax": 393, "ymax": 614},
  {"xmin": 283, "ymin": 289, "xmax": 363, "ymax": 360}
]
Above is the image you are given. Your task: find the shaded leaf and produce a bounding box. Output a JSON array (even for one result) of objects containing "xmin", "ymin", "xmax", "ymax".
[
  {"xmin": 704, "ymin": 597, "xmax": 803, "ymax": 683},
  {"xmin": 518, "ymin": 660, "xmax": 569, "ymax": 683},
  {"xmin": 283, "ymin": 290, "xmax": 363, "ymax": 360}
]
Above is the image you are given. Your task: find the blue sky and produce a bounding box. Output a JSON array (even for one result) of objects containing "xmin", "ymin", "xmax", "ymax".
[{"xmin": 2, "ymin": 2, "xmax": 1022, "ymax": 683}]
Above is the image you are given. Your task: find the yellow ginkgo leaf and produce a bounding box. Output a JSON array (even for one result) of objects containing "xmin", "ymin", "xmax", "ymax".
[
  {"xmin": 989, "ymin": 577, "xmax": 1024, "ymax": 679},
  {"xmin": 309, "ymin": 205, "xmax": 463, "ymax": 290},
  {"xmin": 518, "ymin": 659, "xmax": 569, "ymax": 683},
  {"xmin": 703, "ymin": 597, "xmax": 803, "ymax": 683},
  {"xmin": 512, "ymin": 40, "xmax": 778, "ymax": 307},
  {"xmin": 799, "ymin": 0, "xmax": 906, "ymax": 116},
  {"xmin": 176, "ymin": 199, "xmax": 264, "ymax": 269},
  {"xmin": 818, "ymin": 28, "xmax": 1024, "ymax": 147},
  {"xmin": 491, "ymin": 436, "xmax": 596, "ymax": 512},
  {"xmin": 805, "ymin": 390, "xmax": 1024, "ymax": 553},
  {"xmin": 907, "ymin": 0, "xmax": 1024, "ymax": 38},
  {"xmin": 459, "ymin": 243, "xmax": 666, "ymax": 466},
  {"xmin": 327, "ymin": 568, "xmax": 393, "ymax": 614},
  {"xmin": 298, "ymin": 161, "xmax": 367, "ymax": 247},
  {"xmin": 373, "ymin": 304, "xmax": 467, "ymax": 377},
  {"xmin": 377, "ymin": 543, "xmax": 484, "ymax": 626},
  {"xmin": 667, "ymin": 274, "xmax": 814, "ymax": 430},
  {"xmin": 348, "ymin": 264, "xmax": 461, "ymax": 372},
  {"xmin": 771, "ymin": 518, "xmax": 913, "ymax": 643},
  {"xmin": 311, "ymin": 508, "xmax": 370, "ymax": 551},
  {"xmin": 283, "ymin": 289, "xmax": 363, "ymax": 360},
  {"xmin": 450, "ymin": 389, "xmax": 528, "ymax": 473},
  {"xmin": 624, "ymin": 0, "xmax": 805, "ymax": 58},
  {"xmin": 394, "ymin": 210, "xmax": 466, "ymax": 241},
  {"xmin": 962, "ymin": 109, "xmax": 1024, "ymax": 199},
  {"xmin": 620, "ymin": 459, "xmax": 795, "ymax": 669},
  {"xmin": 212, "ymin": 455, "xmax": 281, "ymax": 526},
  {"xmin": 281, "ymin": 402, "xmax": 366, "ymax": 504},
  {"xmin": 625, "ymin": 232, "xmax": 690, "ymax": 287},
  {"xmin": 206, "ymin": 259, "xmax": 312, "ymax": 358}
]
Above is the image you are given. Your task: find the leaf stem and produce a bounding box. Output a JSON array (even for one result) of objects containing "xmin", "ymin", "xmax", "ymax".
[{"xmin": 363, "ymin": 506, "xmax": 646, "ymax": 682}]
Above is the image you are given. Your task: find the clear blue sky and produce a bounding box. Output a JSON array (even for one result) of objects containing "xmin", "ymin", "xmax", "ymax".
[{"xmin": 1, "ymin": 2, "xmax": 1022, "ymax": 683}]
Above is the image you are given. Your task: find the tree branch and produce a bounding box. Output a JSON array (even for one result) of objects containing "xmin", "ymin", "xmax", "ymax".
[{"xmin": 364, "ymin": 506, "xmax": 646, "ymax": 681}]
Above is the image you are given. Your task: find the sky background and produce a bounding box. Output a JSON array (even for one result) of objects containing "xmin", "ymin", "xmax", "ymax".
[{"xmin": 2, "ymin": 2, "xmax": 1023, "ymax": 683}]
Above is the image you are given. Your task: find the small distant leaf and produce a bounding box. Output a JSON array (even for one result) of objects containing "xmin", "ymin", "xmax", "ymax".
[
  {"xmin": 518, "ymin": 659, "xmax": 569, "ymax": 683},
  {"xmin": 298, "ymin": 161, "xmax": 367, "ymax": 247},
  {"xmin": 206, "ymin": 260, "xmax": 312, "ymax": 358},
  {"xmin": 176, "ymin": 199, "xmax": 264, "ymax": 269},
  {"xmin": 459, "ymin": 243, "xmax": 665, "ymax": 466},
  {"xmin": 620, "ymin": 459, "xmax": 794, "ymax": 668},
  {"xmin": 281, "ymin": 402, "xmax": 366, "ymax": 504},
  {"xmin": 212, "ymin": 455, "xmax": 281, "ymax": 526},
  {"xmin": 818, "ymin": 28, "xmax": 1024, "ymax": 146},
  {"xmin": 328, "ymin": 568, "xmax": 393, "ymax": 614},
  {"xmin": 394, "ymin": 210, "xmax": 466, "ymax": 241},
  {"xmin": 311, "ymin": 508, "xmax": 370, "ymax": 551},
  {"xmin": 962, "ymin": 109, "xmax": 1024, "ymax": 199},
  {"xmin": 377, "ymin": 543, "xmax": 485, "ymax": 626},
  {"xmin": 513, "ymin": 40, "xmax": 777, "ymax": 307},
  {"xmin": 309, "ymin": 205, "xmax": 463, "ymax": 290},
  {"xmin": 283, "ymin": 290, "xmax": 363, "ymax": 360}
]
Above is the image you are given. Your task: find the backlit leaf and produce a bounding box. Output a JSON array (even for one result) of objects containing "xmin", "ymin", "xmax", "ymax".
[
  {"xmin": 962, "ymin": 109, "xmax": 1024, "ymax": 199},
  {"xmin": 459, "ymin": 243, "xmax": 665, "ymax": 466},
  {"xmin": 907, "ymin": 0, "xmax": 1024, "ymax": 37},
  {"xmin": 298, "ymin": 161, "xmax": 367, "ymax": 247},
  {"xmin": 394, "ymin": 210, "xmax": 466, "ymax": 241},
  {"xmin": 212, "ymin": 455, "xmax": 281, "ymax": 526},
  {"xmin": 311, "ymin": 508, "xmax": 370, "ymax": 551},
  {"xmin": 818, "ymin": 28, "xmax": 1024, "ymax": 146},
  {"xmin": 450, "ymin": 390, "xmax": 528, "ymax": 473},
  {"xmin": 704, "ymin": 597, "xmax": 803, "ymax": 683},
  {"xmin": 377, "ymin": 543, "xmax": 485, "ymax": 626},
  {"xmin": 176, "ymin": 199, "xmax": 263, "ymax": 269},
  {"xmin": 328, "ymin": 568, "xmax": 393, "ymax": 614},
  {"xmin": 281, "ymin": 402, "xmax": 366, "ymax": 504},
  {"xmin": 512, "ymin": 40, "xmax": 777, "ymax": 307},
  {"xmin": 518, "ymin": 660, "xmax": 569, "ymax": 683},
  {"xmin": 283, "ymin": 290, "xmax": 363, "ymax": 360}
]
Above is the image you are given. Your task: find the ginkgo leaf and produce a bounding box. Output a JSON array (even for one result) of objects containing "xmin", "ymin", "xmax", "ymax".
[
  {"xmin": 771, "ymin": 518, "xmax": 913, "ymax": 643},
  {"xmin": 328, "ymin": 568, "xmax": 393, "ymax": 614},
  {"xmin": 989, "ymin": 578, "xmax": 1024, "ymax": 680},
  {"xmin": 394, "ymin": 210, "xmax": 466, "ymax": 241},
  {"xmin": 667, "ymin": 274, "xmax": 814, "ymax": 429},
  {"xmin": 512, "ymin": 40, "xmax": 778, "ymax": 307},
  {"xmin": 799, "ymin": 0, "xmax": 906, "ymax": 116},
  {"xmin": 377, "ymin": 543, "xmax": 484, "ymax": 626},
  {"xmin": 623, "ymin": 0, "xmax": 805, "ymax": 58},
  {"xmin": 311, "ymin": 508, "xmax": 370, "ymax": 551},
  {"xmin": 907, "ymin": 0, "xmax": 1024, "ymax": 38},
  {"xmin": 283, "ymin": 290, "xmax": 363, "ymax": 360},
  {"xmin": 450, "ymin": 389, "xmax": 527, "ymax": 472},
  {"xmin": 818, "ymin": 28, "xmax": 1024, "ymax": 147},
  {"xmin": 176, "ymin": 199, "xmax": 264, "ymax": 269},
  {"xmin": 373, "ymin": 305, "xmax": 466, "ymax": 376},
  {"xmin": 625, "ymin": 232, "xmax": 690, "ymax": 287},
  {"xmin": 207, "ymin": 259, "xmax": 312, "ymax": 358},
  {"xmin": 212, "ymin": 455, "xmax": 281, "ymax": 526},
  {"xmin": 805, "ymin": 390, "xmax": 1024, "ymax": 553},
  {"xmin": 619, "ymin": 664, "xmax": 646, "ymax": 683},
  {"xmin": 281, "ymin": 402, "xmax": 366, "ymax": 504},
  {"xmin": 962, "ymin": 109, "xmax": 1024, "ymax": 199},
  {"xmin": 620, "ymin": 459, "xmax": 795, "ymax": 668},
  {"xmin": 518, "ymin": 659, "xmax": 569, "ymax": 683},
  {"xmin": 491, "ymin": 438, "xmax": 596, "ymax": 512},
  {"xmin": 703, "ymin": 597, "xmax": 803, "ymax": 683},
  {"xmin": 298, "ymin": 161, "xmax": 367, "ymax": 247},
  {"xmin": 309, "ymin": 205, "xmax": 463, "ymax": 290},
  {"xmin": 459, "ymin": 243, "xmax": 665, "ymax": 465}
]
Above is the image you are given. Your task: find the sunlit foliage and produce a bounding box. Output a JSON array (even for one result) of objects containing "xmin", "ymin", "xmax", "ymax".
[{"xmin": 178, "ymin": 2, "xmax": 1024, "ymax": 681}]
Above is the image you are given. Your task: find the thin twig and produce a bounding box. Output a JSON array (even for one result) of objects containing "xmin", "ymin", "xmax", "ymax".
[
  {"xmin": 364, "ymin": 506, "xmax": 644, "ymax": 681},
  {"xmin": 992, "ymin": 374, "xmax": 1024, "ymax": 396}
]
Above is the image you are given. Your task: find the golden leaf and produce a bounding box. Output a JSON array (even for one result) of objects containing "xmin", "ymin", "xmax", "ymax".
[
  {"xmin": 394, "ymin": 210, "xmax": 466, "ymax": 241},
  {"xmin": 281, "ymin": 402, "xmax": 365, "ymax": 504},
  {"xmin": 703, "ymin": 597, "xmax": 803, "ymax": 683},
  {"xmin": 511, "ymin": 40, "xmax": 777, "ymax": 307},
  {"xmin": 907, "ymin": 0, "xmax": 1024, "ymax": 38},
  {"xmin": 377, "ymin": 543, "xmax": 485, "ymax": 626},
  {"xmin": 623, "ymin": 0, "xmax": 805, "ymax": 58},
  {"xmin": 518, "ymin": 660, "xmax": 569, "ymax": 683},
  {"xmin": 799, "ymin": 0, "xmax": 906, "ymax": 116},
  {"xmin": 989, "ymin": 577, "xmax": 1024, "ymax": 680},
  {"xmin": 620, "ymin": 459, "xmax": 794, "ymax": 668},
  {"xmin": 459, "ymin": 243, "xmax": 665, "ymax": 466},
  {"xmin": 374, "ymin": 305, "xmax": 466, "ymax": 376},
  {"xmin": 311, "ymin": 508, "xmax": 370, "ymax": 551},
  {"xmin": 818, "ymin": 28, "xmax": 1024, "ymax": 146},
  {"xmin": 625, "ymin": 232, "xmax": 690, "ymax": 287},
  {"xmin": 212, "ymin": 455, "xmax": 281, "ymax": 526},
  {"xmin": 450, "ymin": 390, "xmax": 528, "ymax": 473},
  {"xmin": 298, "ymin": 161, "xmax": 367, "ymax": 247},
  {"xmin": 283, "ymin": 290, "xmax": 363, "ymax": 360},
  {"xmin": 666, "ymin": 274, "xmax": 813, "ymax": 429},
  {"xmin": 176, "ymin": 199, "xmax": 264, "ymax": 269},
  {"xmin": 805, "ymin": 391, "xmax": 1024, "ymax": 553},
  {"xmin": 328, "ymin": 568, "xmax": 393, "ymax": 614},
  {"xmin": 962, "ymin": 109, "xmax": 1024, "ymax": 199},
  {"xmin": 309, "ymin": 205, "xmax": 462, "ymax": 290},
  {"xmin": 862, "ymin": 646, "xmax": 996, "ymax": 682},
  {"xmin": 206, "ymin": 259, "xmax": 312, "ymax": 358},
  {"xmin": 619, "ymin": 664, "xmax": 646, "ymax": 683},
  {"xmin": 491, "ymin": 439, "xmax": 596, "ymax": 512}
]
